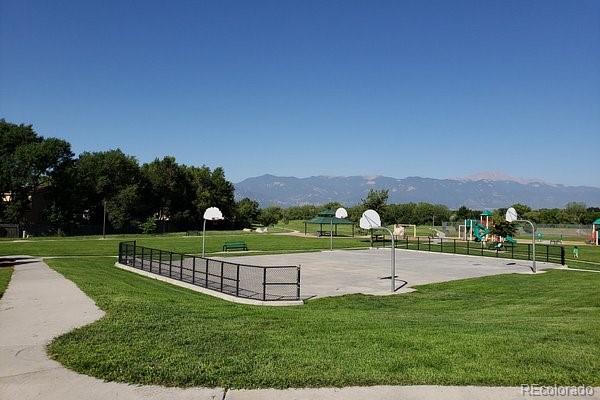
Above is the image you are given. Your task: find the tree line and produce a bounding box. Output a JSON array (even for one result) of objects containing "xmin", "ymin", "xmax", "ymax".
[
  {"xmin": 2, "ymin": 119, "xmax": 598, "ymax": 235},
  {"xmin": 263, "ymin": 191, "xmax": 600, "ymax": 227},
  {"xmin": 0, "ymin": 119, "xmax": 249, "ymax": 234}
]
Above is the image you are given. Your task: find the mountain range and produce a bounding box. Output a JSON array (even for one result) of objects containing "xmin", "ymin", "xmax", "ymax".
[{"xmin": 234, "ymin": 173, "xmax": 600, "ymax": 209}]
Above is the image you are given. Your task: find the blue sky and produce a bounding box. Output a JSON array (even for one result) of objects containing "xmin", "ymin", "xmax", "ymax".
[{"xmin": 1, "ymin": 0, "xmax": 599, "ymax": 186}]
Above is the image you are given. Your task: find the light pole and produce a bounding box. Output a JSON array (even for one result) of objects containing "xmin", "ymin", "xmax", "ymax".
[
  {"xmin": 202, "ymin": 207, "xmax": 224, "ymax": 257},
  {"xmin": 360, "ymin": 209, "xmax": 396, "ymax": 293},
  {"xmin": 506, "ymin": 207, "xmax": 536, "ymax": 273},
  {"xmin": 330, "ymin": 207, "xmax": 348, "ymax": 251}
]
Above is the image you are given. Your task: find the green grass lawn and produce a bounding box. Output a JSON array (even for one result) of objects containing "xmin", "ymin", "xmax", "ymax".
[
  {"xmin": 2, "ymin": 228, "xmax": 600, "ymax": 271},
  {"xmin": 276, "ymin": 220, "xmax": 437, "ymax": 237},
  {"xmin": 0, "ymin": 267, "xmax": 13, "ymax": 298},
  {"xmin": 47, "ymin": 257, "xmax": 600, "ymax": 389},
  {"xmin": 0, "ymin": 233, "xmax": 369, "ymax": 257}
]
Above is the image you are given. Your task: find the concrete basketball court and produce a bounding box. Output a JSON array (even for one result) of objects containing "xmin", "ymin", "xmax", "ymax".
[{"xmin": 222, "ymin": 249, "xmax": 563, "ymax": 299}]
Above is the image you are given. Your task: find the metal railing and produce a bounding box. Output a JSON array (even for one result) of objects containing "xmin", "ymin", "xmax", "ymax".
[
  {"xmin": 372, "ymin": 236, "xmax": 566, "ymax": 266},
  {"xmin": 118, "ymin": 241, "xmax": 301, "ymax": 301}
]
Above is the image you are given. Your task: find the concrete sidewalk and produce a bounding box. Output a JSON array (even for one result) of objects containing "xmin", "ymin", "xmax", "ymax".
[
  {"xmin": 0, "ymin": 259, "xmax": 223, "ymax": 400},
  {"xmin": 1, "ymin": 259, "xmax": 598, "ymax": 400}
]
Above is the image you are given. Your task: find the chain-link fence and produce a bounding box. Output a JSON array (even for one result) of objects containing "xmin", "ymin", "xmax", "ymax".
[{"xmin": 118, "ymin": 241, "xmax": 301, "ymax": 301}]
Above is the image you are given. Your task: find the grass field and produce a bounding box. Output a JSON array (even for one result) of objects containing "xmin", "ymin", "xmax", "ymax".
[
  {"xmin": 2, "ymin": 225, "xmax": 600, "ymax": 271},
  {"xmin": 276, "ymin": 220, "xmax": 437, "ymax": 237},
  {"xmin": 0, "ymin": 267, "xmax": 13, "ymax": 298},
  {"xmin": 46, "ymin": 257, "xmax": 600, "ymax": 388},
  {"xmin": 0, "ymin": 233, "xmax": 368, "ymax": 257}
]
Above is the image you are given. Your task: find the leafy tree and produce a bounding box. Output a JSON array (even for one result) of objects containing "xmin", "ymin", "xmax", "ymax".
[
  {"xmin": 0, "ymin": 120, "xmax": 73, "ymax": 224},
  {"xmin": 235, "ymin": 198, "xmax": 260, "ymax": 227},
  {"xmin": 455, "ymin": 206, "xmax": 481, "ymax": 221},
  {"xmin": 562, "ymin": 202, "xmax": 587, "ymax": 224},
  {"xmin": 75, "ymin": 150, "xmax": 143, "ymax": 230},
  {"xmin": 490, "ymin": 220, "xmax": 517, "ymax": 239},
  {"xmin": 258, "ymin": 206, "xmax": 282, "ymax": 227},
  {"xmin": 322, "ymin": 201, "xmax": 343, "ymax": 211},
  {"xmin": 142, "ymin": 157, "xmax": 190, "ymax": 222},
  {"xmin": 281, "ymin": 205, "xmax": 320, "ymax": 221},
  {"xmin": 139, "ymin": 216, "xmax": 157, "ymax": 234},
  {"xmin": 361, "ymin": 189, "xmax": 388, "ymax": 215},
  {"xmin": 511, "ymin": 203, "xmax": 531, "ymax": 218}
]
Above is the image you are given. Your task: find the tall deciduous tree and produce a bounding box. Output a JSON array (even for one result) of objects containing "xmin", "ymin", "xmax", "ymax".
[
  {"xmin": 74, "ymin": 150, "xmax": 143, "ymax": 229},
  {"xmin": 0, "ymin": 120, "xmax": 73, "ymax": 224}
]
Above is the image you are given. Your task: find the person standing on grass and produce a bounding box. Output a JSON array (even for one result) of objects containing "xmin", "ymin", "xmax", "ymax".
[{"xmin": 573, "ymin": 246, "xmax": 579, "ymax": 259}]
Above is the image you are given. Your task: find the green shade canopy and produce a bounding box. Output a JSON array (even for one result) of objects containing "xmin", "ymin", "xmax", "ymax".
[
  {"xmin": 305, "ymin": 209, "xmax": 354, "ymax": 225},
  {"xmin": 593, "ymin": 218, "xmax": 600, "ymax": 226},
  {"xmin": 481, "ymin": 210, "xmax": 494, "ymax": 216}
]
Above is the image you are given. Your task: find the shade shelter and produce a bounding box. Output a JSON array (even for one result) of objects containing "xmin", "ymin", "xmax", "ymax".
[{"xmin": 304, "ymin": 209, "xmax": 355, "ymax": 237}]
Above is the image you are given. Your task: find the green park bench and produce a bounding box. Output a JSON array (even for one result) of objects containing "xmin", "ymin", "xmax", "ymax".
[{"xmin": 222, "ymin": 241, "xmax": 248, "ymax": 252}]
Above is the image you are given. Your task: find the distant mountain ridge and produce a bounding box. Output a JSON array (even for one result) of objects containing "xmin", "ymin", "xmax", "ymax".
[{"xmin": 234, "ymin": 174, "xmax": 600, "ymax": 209}]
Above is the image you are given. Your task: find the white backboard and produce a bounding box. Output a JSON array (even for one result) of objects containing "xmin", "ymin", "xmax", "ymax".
[
  {"xmin": 203, "ymin": 207, "xmax": 224, "ymax": 221},
  {"xmin": 335, "ymin": 207, "xmax": 348, "ymax": 219},
  {"xmin": 505, "ymin": 207, "xmax": 518, "ymax": 222},
  {"xmin": 360, "ymin": 209, "xmax": 381, "ymax": 229}
]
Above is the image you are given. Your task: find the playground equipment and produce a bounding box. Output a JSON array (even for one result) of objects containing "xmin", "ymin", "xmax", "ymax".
[
  {"xmin": 392, "ymin": 224, "xmax": 417, "ymax": 239},
  {"xmin": 460, "ymin": 210, "xmax": 493, "ymax": 242},
  {"xmin": 393, "ymin": 225, "xmax": 405, "ymax": 239},
  {"xmin": 591, "ymin": 219, "xmax": 600, "ymax": 245}
]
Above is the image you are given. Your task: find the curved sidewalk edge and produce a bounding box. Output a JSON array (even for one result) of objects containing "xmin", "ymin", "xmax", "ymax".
[
  {"xmin": 0, "ymin": 259, "xmax": 598, "ymax": 400},
  {"xmin": 0, "ymin": 259, "xmax": 224, "ymax": 400}
]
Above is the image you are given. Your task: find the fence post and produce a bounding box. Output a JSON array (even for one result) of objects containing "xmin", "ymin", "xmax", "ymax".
[
  {"xmin": 131, "ymin": 243, "xmax": 135, "ymax": 267},
  {"xmin": 220, "ymin": 262, "xmax": 224, "ymax": 291},
  {"xmin": 428, "ymin": 236, "xmax": 431, "ymax": 252},
  {"xmin": 528, "ymin": 244, "xmax": 531, "ymax": 261},
  {"xmin": 511, "ymin": 244, "xmax": 514, "ymax": 259},
  {"xmin": 263, "ymin": 268, "xmax": 267, "ymax": 301},
  {"xmin": 159, "ymin": 250, "xmax": 162, "ymax": 275},
  {"xmin": 496, "ymin": 246, "xmax": 498, "ymax": 257},
  {"xmin": 440, "ymin": 238, "xmax": 443, "ymax": 253},
  {"xmin": 236, "ymin": 265, "xmax": 240, "ymax": 296},
  {"xmin": 169, "ymin": 252, "xmax": 173, "ymax": 277},
  {"xmin": 141, "ymin": 247, "xmax": 145, "ymax": 270},
  {"xmin": 467, "ymin": 239, "xmax": 470, "ymax": 255},
  {"xmin": 417, "ymin": 237, "xmax": 420, "ymax": 250},
  {"xmin": 405, "ymin": 237, "xmax": 408, "ymax": 249},
  {"xmin": 561, "ymin": 247, "xmax": 565, "ymax": 265},
  {"xmin": 180, "ymin": 254, "xmax": 184, "ymax": 280},
  {"xmin": 453, "ymin": 239, "xmax": 456, "ymax": 254},
  {"xmin": 205, "ymin": 259, "xmax": 209, "ymax": 287},
  {"xmin": 149, "ymin": 248, "xmax": 153, "ymax": 272},
  {"xmin": 481, "ymin": 242, "xmax": 484, "ymax": 256},
  {"xmin": 192, "ymin": 256, "xmax": 196, "ymax": 284},
  {"xmin": 118, "ymin": 242, "xmax": 122, "ymax": 263},
  {"xmin": 546, "ymin": 245, "xmax": 549, "ymax": 262},
  {"xmin": 296, "ymin": 266, "xmax": 301, "ymax": 300}
]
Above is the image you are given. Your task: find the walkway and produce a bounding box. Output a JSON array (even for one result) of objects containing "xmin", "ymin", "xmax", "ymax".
[{"xmin": 0, "ymin": 259, "xmax": 597, "ymax": 399}]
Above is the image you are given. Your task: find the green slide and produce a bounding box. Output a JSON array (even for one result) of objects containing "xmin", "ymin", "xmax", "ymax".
[{"xmin": 471, "ymin": 221, "xmax": 490, "ymax": 242}]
